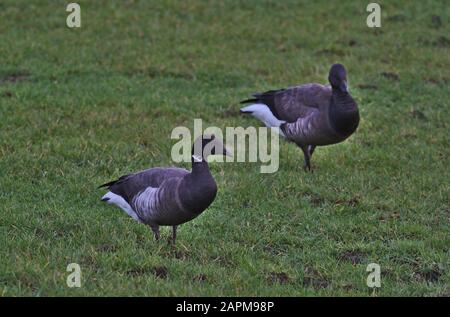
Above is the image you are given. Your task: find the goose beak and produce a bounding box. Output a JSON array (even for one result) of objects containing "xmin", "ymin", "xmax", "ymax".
[{"xmin": 340, "ymin": 81, "xmax": 348, "ymax": 93}]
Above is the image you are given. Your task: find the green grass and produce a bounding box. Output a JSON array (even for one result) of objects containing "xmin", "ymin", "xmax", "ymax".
[{"xmin": 0, "ymin": 0, "xmax": 449, "ymax": 296}]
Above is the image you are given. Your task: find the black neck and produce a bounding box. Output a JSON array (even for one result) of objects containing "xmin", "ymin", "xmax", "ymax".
[
  {"xmin": 178, "ymin": 156, "xmax": 217, "ymax": 214},
  {"xmin": 191, "ymin": 157, "xmax": 211, "ymax": 175},
  {"xmin": 332, "ymin": 88, "xmax": 355, "ymax": 108},
  {"xmin": 329, "ymin": 88, "xmax": 360, "ymax": 136}
]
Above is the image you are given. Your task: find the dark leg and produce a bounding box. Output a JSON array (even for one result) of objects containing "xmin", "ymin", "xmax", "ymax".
[
  {"xmin": 308, "ymin": 145, "xmax": 316, "ymax": 157},
  {"xmin": 168, "ymin": 225, "xmax": 178, "ymax": 245},
  {"xmin": 150, "ymin": 225, "xmax": 160, "ymax": 241},
  {"xmin": 300, "ymin": 145, "xmax": 312, "ymax": 171}
]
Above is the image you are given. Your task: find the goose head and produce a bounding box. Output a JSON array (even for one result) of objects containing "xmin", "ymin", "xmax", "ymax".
[
  {"xmin": 191, "ymin": 134, "xmax": 232, "ymax": 162},
  {"xmin": 328, "ymin": 63, "xmax": 348, "ymax": 93}
]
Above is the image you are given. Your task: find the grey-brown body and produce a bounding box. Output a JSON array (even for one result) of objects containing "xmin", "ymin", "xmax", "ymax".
[
  {"xmin": 126, "ymin": 168, "xmax": 196, "ymax": 226},
  {"xmin": 279, "ymin": 83, "xmax": 358, "ymax": 146}
]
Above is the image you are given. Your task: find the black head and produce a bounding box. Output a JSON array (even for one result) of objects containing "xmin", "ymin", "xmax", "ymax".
[
  {"xmin": 192, "ymin": 134, "xmax": 231, "ymax": 161},
  {"xmin": 328, "ymin": 63, "xmax": 348, "ymax": 93}
]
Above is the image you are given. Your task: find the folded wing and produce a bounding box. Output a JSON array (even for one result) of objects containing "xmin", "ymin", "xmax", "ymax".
[
  {"xmin": 100, "ymin": 167, "xmax": 189, "ymax": 205},
  {"xmin": 242, "ymin": 84, "xmax": 332, "ymax": 123}
]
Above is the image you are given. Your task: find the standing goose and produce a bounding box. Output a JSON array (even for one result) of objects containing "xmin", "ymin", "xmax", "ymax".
[
  {"xmin": 240, "ymin": 63, "xmax": 359, "ymax": 171},
  {"xmin": 99, "ymin": 135, "xmax": 231, "ymax": 244}
]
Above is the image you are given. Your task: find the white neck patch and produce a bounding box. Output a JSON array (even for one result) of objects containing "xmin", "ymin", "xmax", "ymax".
[{"xmin": 192, "ymin": 154, "xmax": 203, "ymax": 162}]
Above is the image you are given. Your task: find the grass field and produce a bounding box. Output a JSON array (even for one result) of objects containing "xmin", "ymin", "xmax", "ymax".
[{"xmin": 0, "ymin": 0, "xmax": 448, "ymax": 296}]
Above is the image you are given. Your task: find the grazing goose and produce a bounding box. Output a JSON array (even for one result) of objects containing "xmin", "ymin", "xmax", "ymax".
[
  {"xmin": 240, "ymin": 63, "xmax": 359, "ymax": 171},
  {"xmin": 99, "ymin": 135, "xmax": 231, "ymax": 244}
]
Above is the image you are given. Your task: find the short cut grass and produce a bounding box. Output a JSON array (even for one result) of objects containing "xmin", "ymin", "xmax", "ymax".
[{"xmin": 0, "ymin": 0, "xmax": 448, "ymax": 296}]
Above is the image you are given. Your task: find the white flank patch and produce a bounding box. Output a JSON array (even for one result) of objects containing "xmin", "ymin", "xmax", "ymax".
[
  {"xmin": 132, "ymin": 186, "xmax": 159, "ymax": 222},
  {"xmin": 102, "ymin": 191, "xmax": 142, "ymax": 222},
  {"xmin": 192, "ymin": 154, "xmax": 203, "ymax": 162},
  {"xmin": 241, "ymin": 103, "xmax": 286, "ymax": 136}
]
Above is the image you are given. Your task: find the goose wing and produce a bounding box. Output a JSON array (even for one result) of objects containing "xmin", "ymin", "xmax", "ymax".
[
  {"xmin": 99, "ymin": 167, "xmax": 189, "ymax": 204},
  {"xmin": 242, "ymin": 83, "xmax": 331, "ymax": 123}
]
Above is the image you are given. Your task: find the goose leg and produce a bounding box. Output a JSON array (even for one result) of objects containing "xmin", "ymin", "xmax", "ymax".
[
  {"xmin": 300, "ymin": 145, "xmax": 312, "ymax": 172},
  {"xmin": 308, "ymin": 145, "xmax": 316, "ymax": 157},
  {"xmin": 170, "ymin": 225, "xmax": 178, "ymax": 245},
  {"xmin": 150, "ymin": 224, "xmax": 160, "ymax": 241}
]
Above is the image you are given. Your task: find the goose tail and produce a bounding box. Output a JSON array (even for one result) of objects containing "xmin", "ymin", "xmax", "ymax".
[
  {"xmin": 240, "ymin": 103, "xmax": 286, "ymax": 137},
  {"xmin": 98, "ymin": 173, "xmax": 132, "ymax": 189},
  {"xmin": 98, "ymin": 180, "xmax": 116, "ymax": 189},
  {"xmin": 240, "ymin": 98, "xmax": 258, "ymax": 104},
  {"xmin": 240, "ymin": 103, "xmax": 285, "ymax": 127}
]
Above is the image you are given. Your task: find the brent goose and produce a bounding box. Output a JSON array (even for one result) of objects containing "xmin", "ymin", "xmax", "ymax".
[
  {"xmin": 99, "ymin": 135, "xmax": 231, "ymax": 244},
  {"xmin": 240, "ymin": 63, "xmax": 359, "ymax": 171}
]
